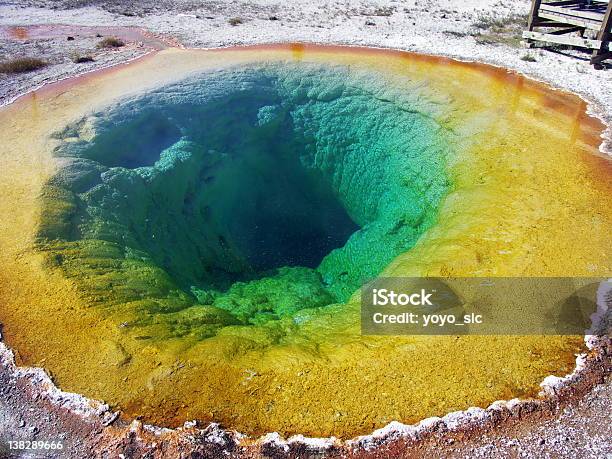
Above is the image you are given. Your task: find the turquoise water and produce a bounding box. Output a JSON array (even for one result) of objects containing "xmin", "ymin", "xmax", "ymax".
[{"xmin": 41, "ymin": 63, "xmax": 451, "ymax": 331}]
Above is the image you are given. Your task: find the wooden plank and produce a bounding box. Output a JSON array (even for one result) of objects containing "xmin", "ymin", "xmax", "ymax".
[
  {"xmin": 522, "ymin": 30, "xmax": 604, "ymax": 48},
  {"xmin": 545, "ymin": 0, "xmax": 610, "ymax": 6},
  {"xmin": 540, "ymin": 4, "xmax": 606, "ymax": 22},
  {"xmin": 534, "ymin": 18, "xmax": 586, "ymax": 27},
  {"xmin": 539, "ymin": 11, "xmax": 602, "ymax": 29},
  {"xmin": 546, "ymin": 1, "xmax": 594, "ymax": 6},
  {"xmin": 549, "ymin": 26, "xmax": 585, "ymax": 34}
]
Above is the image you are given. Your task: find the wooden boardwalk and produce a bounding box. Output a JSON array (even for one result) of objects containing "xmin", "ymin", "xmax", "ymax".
[{"xmin": 523, "ymin": 0, "xmax": 612, "ymax": 67}]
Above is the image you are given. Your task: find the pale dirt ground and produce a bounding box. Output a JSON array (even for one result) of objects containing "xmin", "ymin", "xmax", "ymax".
[
  {"xmin": 0, "ymin": 0, "xmax": 611, "ymax": 138},
  {"xmin": 0, "ymin": 0, "xmax": 610, "ymax": 457}
]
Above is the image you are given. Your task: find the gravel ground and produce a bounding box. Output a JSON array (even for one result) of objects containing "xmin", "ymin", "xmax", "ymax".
[
  {"xmin": 0, "ymin": 0, "xmax": 610, "ymax": 457},
  {"xmin": 0, "ymin": 36, "xmax": 142, "ymax": 105},
  {"xmin": 431, "ymin": 377, "xmax": 612, "ymax": 458},
  {"xmin": 0, "ymin": 24, "xmax": 174, "ymax": 105}
]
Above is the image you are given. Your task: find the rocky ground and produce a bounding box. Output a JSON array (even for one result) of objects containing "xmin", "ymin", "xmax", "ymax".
[
  {"xmin": 0, "ymin": 0, "xmax": 611, "ymax": 457},
  {"xmin": 432, "ymin": 378, "xmax": 612, "ymax": 458}
]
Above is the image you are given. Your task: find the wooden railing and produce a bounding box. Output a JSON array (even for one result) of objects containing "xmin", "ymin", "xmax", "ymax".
[{"xmin": 523, "ymin": 0, "xmax": 612, "ymax": 67}]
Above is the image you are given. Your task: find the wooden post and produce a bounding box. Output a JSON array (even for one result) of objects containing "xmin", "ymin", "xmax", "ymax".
[
  {"xmin": 527, "ymin": 0, "xmax": 544, "ymax": 31},
  {"xmin": 591, "ymin": 2, "xmax": 612, "ymax": 67}
]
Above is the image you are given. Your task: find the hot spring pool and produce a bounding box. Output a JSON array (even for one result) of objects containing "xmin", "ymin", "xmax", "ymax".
[
  {"xmin": 0, "ymin": 45, "xmax": 610, "ymax": 438},
  {"xmin": 42, "ymin": 62, "xmax": 449, "ymax": 328}
]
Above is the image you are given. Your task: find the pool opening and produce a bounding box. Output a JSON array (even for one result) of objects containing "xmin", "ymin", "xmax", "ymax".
[{"xmin": 41, "ymin": 64, "xmax": 450, "ymax": 330}]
